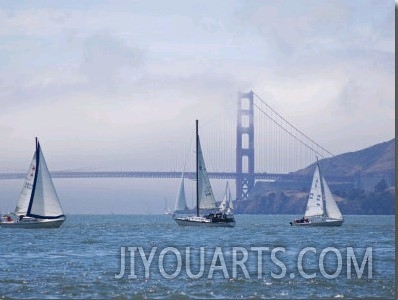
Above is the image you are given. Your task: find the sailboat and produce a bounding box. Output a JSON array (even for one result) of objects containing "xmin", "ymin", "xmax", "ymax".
[
  {"xmin": 172, "ymin": 174, "xmax": 189, "ymax": 215},
  {"xmin": 164, "ymin": 198, "xmax": 171, "ymax": 215},
  {"xmin": 219, "ymin": 181, "xmax": 235, "ymax": 216},
  {"xmin": 173, "ymin": 120, "xmax": 236, "ymax": 227},
  {"xmin": 1, "ymin": 138, "xmax": 66, "ymax": 229},
  {"xmin": 290, "ymin": 159, "xmax": 344, "ymax": 227}
]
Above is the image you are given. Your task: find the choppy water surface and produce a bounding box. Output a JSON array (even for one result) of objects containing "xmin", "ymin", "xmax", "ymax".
[{"xmin": 0, "ymin": 214, "xmax": 394, "ymax": 299}]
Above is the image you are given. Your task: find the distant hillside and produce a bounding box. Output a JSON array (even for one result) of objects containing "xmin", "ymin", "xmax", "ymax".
[
  {"xmin": 294, "ymin": 138, "xmax": 395, "ymax": 181},
  {"xmin": 237, "ymin": 138, "xmax": 395, "ymax": 215}
]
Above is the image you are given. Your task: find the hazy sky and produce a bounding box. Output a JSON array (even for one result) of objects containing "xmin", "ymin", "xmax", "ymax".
[{"xmin": 0, "ymin": 0, "xmax": 395, "ymax": 173}]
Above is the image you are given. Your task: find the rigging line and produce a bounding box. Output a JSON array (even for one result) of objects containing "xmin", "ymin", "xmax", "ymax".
[
  {"xmin": 253, "ymin": 102, "xmax": 328, "ymax": 160},
  {"xmin": 253, "ymin": 92, "xmax": 334, "ymax": 157},
  {"xmin": 183, "ymin": 133, "xmax": 195, "ymax": 174}
]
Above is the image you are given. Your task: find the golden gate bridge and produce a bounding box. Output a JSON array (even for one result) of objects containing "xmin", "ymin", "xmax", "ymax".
[{"xmin": 0, "ymin": 91, "xmax": 354, "ymax": 200}]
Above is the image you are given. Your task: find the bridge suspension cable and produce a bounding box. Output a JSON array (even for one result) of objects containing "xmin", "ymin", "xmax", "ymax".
[{"xmin": 253, "ymin": 92, "xmax": 334, "ymax": 159}]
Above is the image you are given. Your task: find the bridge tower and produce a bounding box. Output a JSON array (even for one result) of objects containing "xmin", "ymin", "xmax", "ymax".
[{"xmin": 236, "ymin": 91, "xmax": 255, "ymax": 200}]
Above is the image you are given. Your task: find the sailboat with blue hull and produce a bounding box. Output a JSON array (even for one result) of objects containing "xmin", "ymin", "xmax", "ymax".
[{"xmin": 1, "ymin": 138, "xmax": 66, "ymax": 229}]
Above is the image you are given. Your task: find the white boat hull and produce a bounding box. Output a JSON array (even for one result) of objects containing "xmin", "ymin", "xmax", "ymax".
[
  {"xmin": 1, "ymin": 218, "xmax": 65, "ymax": 229},
  {"xmin": 290, "ymin": 219, "xmax": 343, "ymax": 227},
  {"xmin": 174, "ymin": 216, "xmax": 236, "ymax": 228}
]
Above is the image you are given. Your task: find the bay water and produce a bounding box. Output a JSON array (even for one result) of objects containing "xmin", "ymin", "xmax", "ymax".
[{"xmin": 0, "ymin": 214, "xmax": 394, "ymax": 299}]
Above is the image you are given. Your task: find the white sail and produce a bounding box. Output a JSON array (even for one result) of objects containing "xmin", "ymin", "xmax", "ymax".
[
  {"xmin": 227, "ymin": 189, "xmax": 234, "ymax": 214},
  {"xmin": 304, "ymin": 164, "xmax": 324, "ymax": 218},
  {"xmin": 15, "ymin": 154, "xmax": 37, "ymax": 216},
  {"xmin": 197, "ymin": 138, "xmax": 217, "ymax": 210},
  {"xmin": 322, "ymin": 176, "xmax": 343, "ymax": 220},
  {"xmin": 28, "ymin": 145, "xmax": 64, "ymax": 218},
  {"xmin": 219, "ymin": 181, "xmax": 230, "ymax": 212},
  {"xmin": 174, "ymin": 175, "xmax": 188, "ymax": 212}
]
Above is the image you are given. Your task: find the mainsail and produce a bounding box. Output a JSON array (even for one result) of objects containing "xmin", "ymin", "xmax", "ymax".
[
  {"xmin": 304, "ymin": 164, "xmax": 324, "ymax": 218},
  {"xmin": 197, "ymin": 138, "xmax": 217, "ymax": 210},
  {"xmin": 14, "ymin": 154, "xmax": 36, "ymax": 217},
  {"xmin": 25, "ymin": 140, "xmax": 65, "ymax": 219},
  {"xmin": 174, "ymin": 175, "xmax": 188, "ymax": 212}
]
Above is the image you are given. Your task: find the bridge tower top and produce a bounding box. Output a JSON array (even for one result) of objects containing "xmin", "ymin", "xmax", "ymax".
[{"xmin": 236, "ymin": 91, "xmax": 255, "ymax": 200}]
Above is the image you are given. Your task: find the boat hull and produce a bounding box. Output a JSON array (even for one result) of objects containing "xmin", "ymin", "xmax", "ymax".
[
  {"xmin": 174, "ymin": 217, "xmax": 236, "ymax": 228},
  {"xmin": 290, "ymin": 219, "xmax": 343, "ymax": 227},
  {"xmin": 1, "ymin": 218, "xmax": 65, "ymax": 229}
]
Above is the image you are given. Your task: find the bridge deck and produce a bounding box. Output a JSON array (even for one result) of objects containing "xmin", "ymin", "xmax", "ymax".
[{"xmin": 0, "ymin": 171, "xmax": 352, "ymax": 182}]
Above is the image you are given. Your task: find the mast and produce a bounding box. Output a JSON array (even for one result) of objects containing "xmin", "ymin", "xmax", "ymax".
[
  {"xmin": 196, "ymin": 120, "xmax": 199, "ymax": 217},
  {"xmin": 317, "ymin": 157, "xmax": 327, "ymax": 218},
  {"xmin": 27, "ymin": 137, "xmax": 40, "ymax": 217}
]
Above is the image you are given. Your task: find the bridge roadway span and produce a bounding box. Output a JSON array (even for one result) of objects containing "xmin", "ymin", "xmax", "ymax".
[{"xmin": 0, "ymin": 171, "xmax": 352, "ymax": 183}]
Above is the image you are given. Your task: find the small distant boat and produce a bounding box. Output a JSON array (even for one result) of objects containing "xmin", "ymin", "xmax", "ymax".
[
  {"xmin": 1, "ymin": 138, "xmax": 66, "ymax": 229},
  {"xmin": 290, "ymin": 158, "xmax": 344, "ymax": 227},
  {"xmin": 164, "ymin": 198, "xmax": 172, "ymax": 215},
  {"xmin": 219, "ymin": 181, "xmax": 235, "ymax": 216},
  {"xmin": 174, "ymin": 120, "xmax": 236, "ymax": 227}
]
